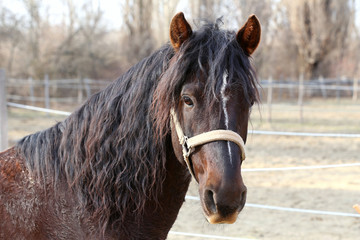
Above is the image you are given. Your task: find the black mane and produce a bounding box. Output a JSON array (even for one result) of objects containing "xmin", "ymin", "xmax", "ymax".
[
  {"xmin": 17, "ymin": 44, "xmax": 175, "ymax": 231},
  {"xmin": 16, "ymin": 19, "xmax": 259, "ymax": 232}
]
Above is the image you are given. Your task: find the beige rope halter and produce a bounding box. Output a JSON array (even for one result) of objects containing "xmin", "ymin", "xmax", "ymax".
[{"xmin": 170, "ymin": 109, "xmax": 246, "ymax": 180}]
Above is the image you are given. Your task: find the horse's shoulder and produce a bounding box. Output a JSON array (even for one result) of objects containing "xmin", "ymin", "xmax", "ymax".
[
  {"xmin": 0, "ymin": 147, "xmax": 44, "ymax": 237},
  {"xmin": 0, "ymin": 147, "xmax": 27, "ymax": 184}
]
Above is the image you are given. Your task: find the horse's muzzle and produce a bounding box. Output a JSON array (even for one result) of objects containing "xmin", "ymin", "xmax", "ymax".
[{"xmin": 202, "ymin": 184, "xmax": 247, "ymax": 224}]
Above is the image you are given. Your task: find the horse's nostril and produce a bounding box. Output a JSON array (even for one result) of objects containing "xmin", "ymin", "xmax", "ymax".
[{"xmin": 204, "ymin": 189, "xmax": 216, "ymax": 214}]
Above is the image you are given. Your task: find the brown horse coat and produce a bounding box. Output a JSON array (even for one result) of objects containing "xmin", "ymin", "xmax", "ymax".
[{"xmin": 0, "ymin": 12, "xmax": 260, "ymax": 239}]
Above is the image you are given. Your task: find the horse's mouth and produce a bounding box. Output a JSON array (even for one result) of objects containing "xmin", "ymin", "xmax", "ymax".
[
  {"xmin": 201, "ymin": 190, "xmax": 246, "ymax": 224},
  {"xmin": 205, "ymin": 211, "xmax": 240, "ymax": 224},
  {"xmin": 201, "ymin": 200, "xmax": 242, "ymax": 224}
]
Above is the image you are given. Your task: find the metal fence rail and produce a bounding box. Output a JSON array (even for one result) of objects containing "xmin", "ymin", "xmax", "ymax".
[{"xmin": 1, "ymin": 71, "xmax": 360, "ymax": 239}]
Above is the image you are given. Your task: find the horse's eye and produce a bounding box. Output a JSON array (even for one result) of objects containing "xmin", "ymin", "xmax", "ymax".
[{"xmin": 182, "ymin": 96, "xmax": 194, "ymax": 107}]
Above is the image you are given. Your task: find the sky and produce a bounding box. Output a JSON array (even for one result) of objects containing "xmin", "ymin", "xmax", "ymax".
[
  {"xmin": 1, "ymin": 0, "xmax": 359, "ymax": 29},
  {"xmin": 0, "ymin": 0, "xmax": 189, "ymax": 29},
  {"xmin": 1, "ymin": 0, "xmax": 124, "ymax": 27}
]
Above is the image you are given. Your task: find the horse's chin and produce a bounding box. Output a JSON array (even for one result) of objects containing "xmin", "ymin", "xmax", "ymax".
[{"xmin": 205, "ymin": 212, "xmax": 239, "ymax": 224}]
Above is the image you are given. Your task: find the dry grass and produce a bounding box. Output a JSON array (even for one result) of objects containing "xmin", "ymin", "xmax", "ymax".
[
  {"xmin": 251, "ymin": 98, "xmax": 360, "ymax": 133},
  {"xmin": 170, "ymin": 134, "xmax": 360, "ymax": 240},
  {"xmin": 169, "ymin": 99, "xmax": 360, "ymax": 240}
]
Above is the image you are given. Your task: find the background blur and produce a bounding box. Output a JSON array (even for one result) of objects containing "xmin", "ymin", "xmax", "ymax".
[
  {"xmin": 0, "ymin": 0, "xmax": 359, "ymax": 81},
  {"xmin": 1, "ymin": 1, "xmax": 360, "ymax": 239}
]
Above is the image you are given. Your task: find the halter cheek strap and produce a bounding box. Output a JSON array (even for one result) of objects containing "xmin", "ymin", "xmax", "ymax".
[{"xmin": 170, "ymin": 109, "xmax": 246, "ymax": 180}]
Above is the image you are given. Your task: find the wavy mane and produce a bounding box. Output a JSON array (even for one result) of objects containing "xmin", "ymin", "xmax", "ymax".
[
  {"xmin": 16, "ymin": 19, "xmax": 259, "ymax": 234},
  {"xmin": 17, "ymin": 44, "xmax": 175, "ymax": 232}
]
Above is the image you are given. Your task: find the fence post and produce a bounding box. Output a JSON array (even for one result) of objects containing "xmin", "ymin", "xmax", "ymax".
[
  {"xmin": 84, "ymin": 78, "xmax": 91, "ymax": 99},
  {"xmin": 289, "ymin": 80, "xmax": 294, "ymax": 99},
  {"xmin": 319, "ymin": 75, "xmax": 327, "ymax": 98},
  {"xmin": 267, "ymin": 76, "xmax": 273, "ymax": 122},
  {"xmin": 77, "ymin": 78, "xmax": 83, "ymax": 103},
  {"xmin": 298, "ymin": 73, "xmax": 304, "ymax": 123},
  {"xmin": 0, "ymin": 69, "xmax": 8, "ymax": 151},
  {"xmin": 353, "ymin": 78, "xmax": 358, "ymax": 101},
  {"xmin": 44, "ymin": 74, "xmax": 50, "ymax": 109},
  {"xmin": 278, "ymin": 80, "xmax": 283, "ymax": 102},
  {"xmin": 28, "ymin": 76, "xmax": 35, "ymax": 105},
  {"xmin": 336, "ymin": 76, "xmax": 344, "ymax": 102}
]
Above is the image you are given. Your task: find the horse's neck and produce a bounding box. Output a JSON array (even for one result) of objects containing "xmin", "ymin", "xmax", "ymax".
[
  {"xmin": 122, "ymin": 146, "xmax": 191, "ymax": 239},
  {"xmin": 162, "ymin": 147, "xmax": 191, "ymax": 203}
]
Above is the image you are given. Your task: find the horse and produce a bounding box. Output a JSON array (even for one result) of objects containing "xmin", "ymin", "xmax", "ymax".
[{"xmin": 0, "ymin": 12, "xmax": 261, "ymax": 239}]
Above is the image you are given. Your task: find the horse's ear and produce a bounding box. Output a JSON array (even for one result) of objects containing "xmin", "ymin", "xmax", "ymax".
[
  {"xmin": 170, "ymin": 12, "xmax": 192, "ymax": 51},
  {"xmin": 236, "ymin": 15, "xmax": 261, "ymax": 56}
]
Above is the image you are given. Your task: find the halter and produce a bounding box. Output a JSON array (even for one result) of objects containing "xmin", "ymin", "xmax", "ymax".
[{"xmin": 170, "ymin": 109, "xmax": 246, "ymax": 180}]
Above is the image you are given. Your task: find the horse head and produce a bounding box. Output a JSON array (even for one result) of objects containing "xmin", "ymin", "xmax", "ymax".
[{"xmin": 162, "ymin": 12, "xmax": 261, "ymax": 224}]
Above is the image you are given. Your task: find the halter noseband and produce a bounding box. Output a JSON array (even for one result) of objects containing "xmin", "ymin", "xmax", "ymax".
[{"xmin": 170, "ymin": 109, "xmax": 246, "ymax": 180}]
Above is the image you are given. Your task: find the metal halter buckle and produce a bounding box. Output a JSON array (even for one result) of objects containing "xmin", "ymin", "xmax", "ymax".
[{"xmin": 182, "ymin": 136, "xmax": 192, "ymax": 158}]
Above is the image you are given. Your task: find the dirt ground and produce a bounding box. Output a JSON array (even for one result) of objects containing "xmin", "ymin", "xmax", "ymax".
[
  {"xmin": 169, "ymin": 135, "xmax": 360, "ymax": 240},
  {"xmin": 5, "ymin": 99, "xmax": 360, "ymax": 240}
]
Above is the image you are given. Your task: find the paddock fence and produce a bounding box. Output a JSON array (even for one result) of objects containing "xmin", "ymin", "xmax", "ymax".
[
  {"xmin": 1, "ymin": 71, "xmax": 360, "ymax": 149},
  {"xmin": 3, "ymin": 73, "xmax": 360, "ymax": 107},
  {"xmin": 1, "ymin": 70, "xmax": 360, "ymax": 239},
  {"xmin": 2, "ymin": 100, "xmax": 360, "ymax": 239},
  {"xmin": 2, "ymin": 102, "xmax": 360, "ymax": 240}
]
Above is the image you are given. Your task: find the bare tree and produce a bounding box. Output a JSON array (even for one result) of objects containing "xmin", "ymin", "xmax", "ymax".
[
  {"xmin": 284, "ymin": 0, "xmax": 351, "ymax": 79},
  {"xmin": 50, "ymin": 0, "xmax": 121, "ymax": 79},
  {"xmin": 153, "ymin": 0, "xmax": 179, "ymax": 46},
  {"xmin": 50, "ymin": 0, "xmax": 80, "ymax": 78},
  {"xmin": 121, "ymin": 0, "xmax": 155, "ymax": 65},
  {"xmin": 189, "ymin": 0, "xmax": 222, "ymax": 21},
  {"xmin": 22, "ymin": 0, "xmax": 43, "ymax": 77},
  {"xmin": 230, "ymin": 0, "xmax": 275, "ymax": 79},
  {"xmin": 339, "ymin": 0, "xmax": 360, "ymax": 78},
  {"xmin": 0, "ymin": 0, "xmax": 357, "ymax": 82},
  {"xmin": 0, "ymin": 7, "xmax": 23, "ymax": 76}
]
